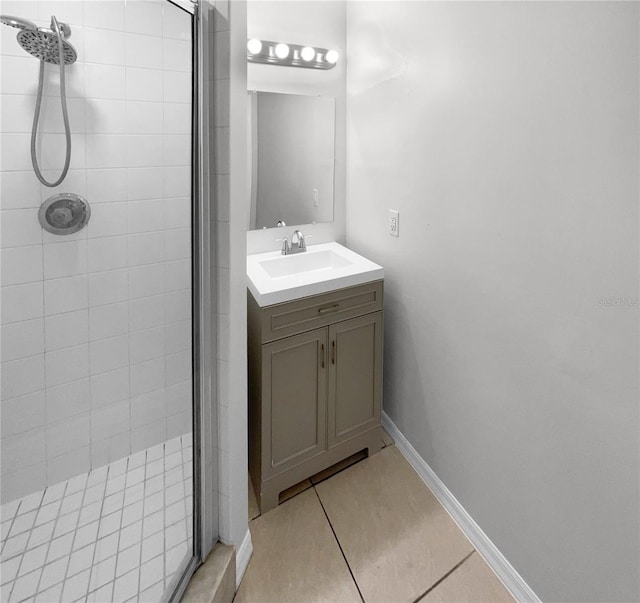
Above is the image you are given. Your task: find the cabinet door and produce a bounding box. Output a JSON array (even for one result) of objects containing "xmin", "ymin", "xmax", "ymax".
[
  {"xmin": 262, "ymin": 327, "xmax": 328, "ymax": 478},
  {"xmin": 328, "ymin": 312, "xmax": 383, "ymax": 448}
]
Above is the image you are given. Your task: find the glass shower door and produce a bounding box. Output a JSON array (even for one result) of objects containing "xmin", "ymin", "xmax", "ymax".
[{"xmin": 0, "ymin": 1, "xmax": 197, "ymax": 600}]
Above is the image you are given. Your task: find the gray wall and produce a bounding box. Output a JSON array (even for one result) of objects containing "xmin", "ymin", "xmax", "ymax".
[{"xmin": 345, "ymin": 2, "xmax": 639, "ymax": 601}]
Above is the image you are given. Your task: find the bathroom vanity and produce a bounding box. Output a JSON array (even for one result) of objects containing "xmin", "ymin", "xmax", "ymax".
[{"xmin": 247, "ymin": 243, "xmax": 384, "ymax": 513}]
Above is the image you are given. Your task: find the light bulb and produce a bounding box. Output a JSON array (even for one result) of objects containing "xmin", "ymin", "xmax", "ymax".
[
  {"xmin": 274, "ymin": 43, "xmax": 290, "ymax": 59},
  {"xmin": 325, "ymin": 49, "xmax": 339, "ymax": 64},
  {"xmin": 247, "ymin": 39, "xmax": 262, "ymax": 55},
  {"xmin": 300, "ymin": 46, "xmax": 316, "ymax": 62}
]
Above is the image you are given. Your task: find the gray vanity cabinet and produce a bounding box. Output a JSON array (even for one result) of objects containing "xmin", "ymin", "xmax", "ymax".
[{"xmin": 248, "ymin": 281, "xmax": 384, "ymax": 513}]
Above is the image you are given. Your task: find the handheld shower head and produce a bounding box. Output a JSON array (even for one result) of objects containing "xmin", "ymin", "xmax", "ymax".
[{"xmin": 0, "ymin": 15, "xmax": 38, "ymax": 30}]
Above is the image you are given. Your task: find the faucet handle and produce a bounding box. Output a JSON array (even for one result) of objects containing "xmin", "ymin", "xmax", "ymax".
[{"xmin": 275, "ymin": 237, "xmax": 289, "ymax": 255}]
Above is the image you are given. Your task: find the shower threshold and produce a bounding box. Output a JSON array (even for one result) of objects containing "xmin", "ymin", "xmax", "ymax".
[{"xmin": 1, "ymin": 434, "xmax": 193, "ymax": 603}]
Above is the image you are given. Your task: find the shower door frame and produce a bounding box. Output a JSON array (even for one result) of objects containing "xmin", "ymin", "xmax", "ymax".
[{"xmin": 167, "ymin": 0, "xmax": 218, "ymax": 600}]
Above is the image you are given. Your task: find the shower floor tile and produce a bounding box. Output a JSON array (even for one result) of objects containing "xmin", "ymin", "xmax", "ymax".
[{"xmin": 0, "ymin": 434, "xmax": 193, "ymax": 603}]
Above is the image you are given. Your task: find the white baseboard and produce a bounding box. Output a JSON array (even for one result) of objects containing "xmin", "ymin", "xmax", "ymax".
[
  {"xmin": 382, "ymin": 412, "xmax": 540, "ymax": 603},
  {"xmin": 235, "ymin": 528, "xmax": 253, "ymax": 588}
]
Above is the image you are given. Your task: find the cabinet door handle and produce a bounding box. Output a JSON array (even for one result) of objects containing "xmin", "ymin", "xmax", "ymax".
[
  {"xmin": 318, "ymin": 304, "xmax": 340, "ymax": 315},
  {"xmin": 331, "ymin": 340, "xmax": 336, "ymax": 365},
  {"xmin": 321, "ymin": 343, "xmax": 325, "ymax": 369}
]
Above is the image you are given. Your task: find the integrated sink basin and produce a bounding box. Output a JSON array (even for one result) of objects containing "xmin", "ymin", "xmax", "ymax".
[{"xmin": 247, "ymin": 241, "xmax": 384, "ymax": 306}]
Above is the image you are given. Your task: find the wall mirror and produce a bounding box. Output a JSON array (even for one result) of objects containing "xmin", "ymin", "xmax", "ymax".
[{"xmin": 248, "ymin": 90, "xmax": 336, "ymax": 230}]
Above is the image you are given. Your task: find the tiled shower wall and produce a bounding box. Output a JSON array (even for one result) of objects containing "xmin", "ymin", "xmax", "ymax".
[{"xmin": 0, "ymin": 0, "xmax": 193, "ymax": 503}]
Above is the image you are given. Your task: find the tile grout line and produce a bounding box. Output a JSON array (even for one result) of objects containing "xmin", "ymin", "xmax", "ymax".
[
  {"xmin": 410, "ymin": 550, "xmax": 476, "ymax": 603},
  {"xmin": 311, "ymin": 486, "xmax": 366, "ymax": 603}
]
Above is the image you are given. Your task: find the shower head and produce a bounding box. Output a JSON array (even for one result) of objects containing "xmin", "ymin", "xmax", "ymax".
[
  {"xmin": 0, "ymin": 15, "xmax": 37, "ymax": 30},
  {"xmin": 16, "ymin": 28, "xmax": 77, "ymax": 64}
]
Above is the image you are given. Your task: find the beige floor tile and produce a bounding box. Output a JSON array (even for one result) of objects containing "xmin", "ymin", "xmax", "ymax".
[
  {"xmin": 420, "ymin": 552, "xmax": 515, "ymax": 603},
  {"xmin": 234, "ymin": 488, "xmax": 361, "ymax": 603},
  {"xmin": 315, "ymin": 446, "xmax": 474, "ymax": 603},
  {"xmin": 381, "ymin": 428, "xmax": 394, "ymax": 448},
  {"xmin": 248, "ymin": 474, "xmax": 260, "ymax": 521}
]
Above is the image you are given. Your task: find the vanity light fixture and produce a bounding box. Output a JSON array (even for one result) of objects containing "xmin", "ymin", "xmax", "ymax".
[{"xmin": 247, "ymin": 39, "xmax": 339, "ymax": 70}]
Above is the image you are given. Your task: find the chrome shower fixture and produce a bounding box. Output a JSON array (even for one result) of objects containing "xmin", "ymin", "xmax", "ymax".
[
  {"xmin": 0, "ymin": 14, "xmax": 76, "ymax": 187},
  {"xmin": 0, "ymin": 14, "xmax": 77, "ymax": 64}
]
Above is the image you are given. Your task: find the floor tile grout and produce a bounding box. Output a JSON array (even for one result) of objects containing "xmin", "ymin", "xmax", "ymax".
[
  {"xmin": 311, "ymin": 486, "xmax": 365, "ymax": 603},
  {"xmin": 410, "ymin": 550, "xmax": 476, "ymax": 603}
]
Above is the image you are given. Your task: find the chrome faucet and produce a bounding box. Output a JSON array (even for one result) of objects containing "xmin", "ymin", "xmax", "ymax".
[
  {"xmin": 276, "ymin": 230, "xmax": 308, "ymax": 255},
  {"xmin": 289, "ymin": 230, "xmax": 307, "ymax": 254}
]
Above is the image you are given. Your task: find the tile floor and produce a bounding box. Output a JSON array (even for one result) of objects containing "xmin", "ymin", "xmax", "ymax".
[
  {"xmin": 0, "ymin": 434, "xmax": 193, "ymax": 603},
  {"xmin": 240, "ymin": 432, "xmax": 514, "ymax": 603}
]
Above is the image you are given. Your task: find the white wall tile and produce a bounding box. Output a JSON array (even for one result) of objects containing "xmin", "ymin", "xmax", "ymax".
[
  {"xmin": 131, "ymin": 417, "xmax": 165, "ymax": 452},
  {"xmin": 88, "ymin": 236, "xmax": 128, "ymax": 272},
  {"xmin": 46, "ymin": 414, "xmax": 90, "ymax": 459},
  {"xmin": 164, "ymin": 260, "xmax": 190, "ymax": 292},
  {"xmin": 1, "ymin": 390, "xmax": 46, "ymax": 438},
  {"xmin": 84, "ymin": 27, "xmax": 126, "ymax": 65},
  {"xmin": 90, "ymin": 367, "xmax": 129, "ymax": 409},
  {"xmin": 125, "ymin": 33, "xmax": 162, "ymax": 70},
  {"xmin": 165, "ymin": 380, "xmax": 191, "ymax": 417},
  {"xmin": 163, "ymin": 103, "xmax": 191, "ymax": 136},
  {"xmin": 43, "ymin": 240, "xmax": 88, "ymax": 279},
  {"xmin": 126, "ymin": 102, "xmax": 163, "ymax": 136},
  {"xmin": 91, "ymin": 400, "xmax": 130, "ymax": 442},
  {"xmin": 164, "ymin": 229, "xmax": 190, "ymax": 261},
  {"xmin": 39, "ymin": 96, "xmax": 87, "ymax": 134},
  {"xmin": 86, "ymin": 134, "xmax": 127, "ymax": 169},
  {"xmin": 1, "ymin": 245, "xmax": 43, "ymax": 285},
  {"xmin": 1, "ymin": 318, "xmax": 44, "ymax": 361},
  {"xmin": 162, "ymin": 166, "xmax": 190, "ymax": 199},
  {"xmin": 128, "ymin": 232, "xmax": 164, "ymax": 266},
  {"xmin": 39, "ymin": 133, "xmax": 87, "ymax": 171},
  {"xmin": 90, "ymin": 335, "xmax": 129, "ymax": 374},
  {"xmin": 128, "ymin": 264, "xmax": 164, "ymax": 299},
  {"xmin": 162, "ymin": 3, "xmax": 192, "ymax": 41},
  {"xmin": 164, "ymin": 320, "xmax": 191, "ymax": 355},
  {"xmin": 1, "ymin": 171, "xmax": 42, "ymax": 210},
  {"xmin": 165, "ymin": 351, "xmax": 190, "ymax": 387},
  {"xmin": 89, "ymin": 269, "xmax": 128, "ymax": 307},
  {"xmin": 38, "ymin": 1, "xmax": 84, "ymax": 27},
  {"xmin": 125, "ymin": 0, "xmax": 162, "ymax": 37},
  {"xmin": 87, "ymin": 202, "xmax": 128, "ymax": 238},
  {"xmin": 1, "ymin": 463, "xmax": 46, "ymax": 504},
  {"xmin": 163, "ymin": 135, "xmax": 191, "ymax": 167},
  {"xmin": 47, "ymin": 446, "xmax": 91, "ymax": 486},
  {"xmin": 129, "ymin": 327, "xmax": 164, "ymax": 364},
  {"xmin": 91, "ymin": 431, "xmax": 130, "ymax": 469},
  {"xmin": 131, "ymin": 389, "xmax": 165, "ymax": 433},
  {"xmin": 126, "ymin": 167, "xmax": 163, "ymax": 201},
  {"xmin": 125, "ymin": 68, "xmax": 162, "ymax": 102},
  {"xmin": 45, "ymin": 310, "xmax": 89, "ymax": 352},
  {"xmin": 129, "ymin": 295, "xmax": 164, "ymax": 332},
  {"xmin": 89, "ymin": 303, "xmax": 128, "ymax": 341},
  {"xmin": 130, "ymin": 357, "xmax": 165, "ymax": 398},
  {"xmin": 164, "ymin": 198, "xmax": 190, "ymax": 229},
  {"xmin": 164, "ymin": 290, "xmax": 190, "ymax": 324},
  {"xmin": 128, "ymin": 200, "xmax": 164, "ymax": 234},
  {"xmin": 86, "ymin": 168, "xmax": 126, "ymax": 204},
  {"xmin": 1, "ymin": 209, "xmax": 42, "ymax": 248},
  {"xmin": 0, "ymin": 56, "xmax": 39, "ymax": 96},
  {"xmin": 84, "ymin": 1, "xmax": 125, "ymax": 31},
  {"xmin": 163, "ymin": 38, "xmax": 191, "ymax": 72},
  {"xmin": 1, "ymin": 282, "xmax": 44, "ymax": 324},
  {"xmin": 86, "ymin": 100, "xmax": 126, "ymax": 135},
  {"xmin": 166, "ymin": 410, "xmax": 190, "ymax": 439},
  {"xmin": 126, "ymin": 135, "xmax": 163, "ymax": 168},
  {"xmin": 1, "ymin": 354, "xmax": 45, "ymax": 400},
  {"xmin": 1, "ymin": 94, "xmax": 37, "ymax": 133},
  {"xmin": 46, "ymin": 378, "xmax": 90, "ymax": 423},
  {"xmin": 163, "ymin": 71, "xmax": 190, "ymax": 104},
  {"xmin": 44, "ymin": 275, "xmax": 88, "ymax": 315},
  {"xmin": 1, "ymin": 427, "xmax": 46, "ymax": 474},
  {"xmin": 46, "ymin": 344, "xmax": 89, "ymax": 387},
  {"xmin": 85, "ymin": 64, "xmax": 126, "ymax": 100}
]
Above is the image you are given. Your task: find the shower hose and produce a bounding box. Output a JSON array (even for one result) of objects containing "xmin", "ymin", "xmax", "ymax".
[{"xmin": 31, "ymin": 16, "xmax": 71, "ymax": 188}]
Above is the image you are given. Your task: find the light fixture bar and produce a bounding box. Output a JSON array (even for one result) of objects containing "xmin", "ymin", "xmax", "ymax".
[{"xmin": 247, "ymin": 39, "xmax": 338, "ymax": 70}]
